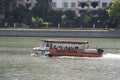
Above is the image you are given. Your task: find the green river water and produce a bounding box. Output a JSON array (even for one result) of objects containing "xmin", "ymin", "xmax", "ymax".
[{"xmin": 0, "ymin": 37, "xmax": 120, "ymax": 80}]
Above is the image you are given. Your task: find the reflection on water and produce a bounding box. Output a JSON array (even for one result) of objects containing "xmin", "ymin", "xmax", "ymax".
[{"xmin": 0, "ymin": 37, "xmax": 120, "ymax": 80}]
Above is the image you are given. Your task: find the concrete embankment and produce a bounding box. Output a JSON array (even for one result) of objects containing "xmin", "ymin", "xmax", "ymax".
[{"xmin": 0, "ymin": 29, "xmax": 120, "ymax": 38}]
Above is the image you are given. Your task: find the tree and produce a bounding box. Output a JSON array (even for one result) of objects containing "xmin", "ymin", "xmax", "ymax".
[
  {"xmin": 32, "ymin": 17, "xmax": 43, "ymax": 28},
  {"xmin": 2, "ymin": 0, "xmax": 15, "ymax": 18},
  {"xmin": 107, "ymin": 0, "xmax": 120, "ymax": 29},
  {"xmin": 11, "ymin": 6, "xmax": 31, "ymax": 25},
  {"xmin": 0, "ymin": 0, "xmax": 4, "ymax": 15},
  {"xmin": 83, "ymin": 14, "xmax": 91, "ymax": 27},
  {"xmin": 63, "ymin": 10, "xmax": 76, "ymax": 20},
  {"xmin": 61, "ymin": 14, "xmax": 67, "ymax": 27},
  {"xmin": 0, "ymin": 0, "xmax": 15, "ymax": 26},
  {"xmin": 32, "ymin": 0, "xmax": 50, "ymax": 19},
  {"xmin": 48, "ymin": 9, "xmax": 63, "ymax": 27},
  {"xmin": 63, "ymin": 10, "xmax": 76, "ymax": 28},
  {"xmin": 43, "ymin": 22, "xmax": 51, "ymax": 28},
  {"xmin": 77, "ymin": 12, "xmax": 92, "ymax": 28},
  {"xmin": 90, "ymin": 9, "xmax": 109, "ymax": 28},
  {"xmin": 32, "ymin": 17, "xmax": 36, "ymax": 25}
]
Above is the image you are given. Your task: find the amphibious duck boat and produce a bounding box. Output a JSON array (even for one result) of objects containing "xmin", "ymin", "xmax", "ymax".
[{"xmin": 32, "ymin": 40, "xmax": 104, "ymax": 57}]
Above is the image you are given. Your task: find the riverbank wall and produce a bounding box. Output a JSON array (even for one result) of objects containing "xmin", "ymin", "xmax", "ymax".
[{"xmin": 0, "ymin": 29, "xmax": 120, "ymax": 38}]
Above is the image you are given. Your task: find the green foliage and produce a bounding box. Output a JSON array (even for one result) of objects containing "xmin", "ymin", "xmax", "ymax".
[
  {"xmin": 63, "ymin": 10, "xmax": 76, "ymax": 20},
  {"xmin": 61, "ymin": 10, "xmax": 76, "ymax": 28},
  {"xmin": 0, "ymin": 0, "xmax": 14, "ymax": 15},
  {"xmin": 107, "ymin": 0, "xmax": 120, "ymax": 28},
  {"xmin": 31, "ymin": 0, "xmax": 51, "ymax": 28},
  {"xmin": 83, "ymin": 14, "xmax": 91, "ymax": 27},
  {"xmin": 31, "ymin": 17, "xmax": 51, "ymax": 28},
  {"xmin": 0, "ymin": 0, "xmax": 4, "ymax": 14},
  {"xmin": 61, "ymin": 14, "xmax": 66, "ymax": 19},
  {"xmin": 3, "ymin": 0, "xmax": 14, "ymax": 17},
  {"xmin": 107, "ymin": 0, "xmax": 120, "ymax": 18},
  {"xmin": 38, "ymin": 18, "xmax": 44, "ymax": 24},
  {"xmin": 48, "ymin": 9, "xmax": 63, "ymax": 27},
  {"xmin": 11, "ymin": 6, "xmax": 32, "ymax": 24},
  {"xmin": 43, "ymin": 22, "xmax": 51, "ymax": 28},
  {"xmin": 31, "ymin": 17, "xmax": 44, "ymax": 28},
  {"xmin": 32, "ymin": 0, "xmax": 49, "ymax": 19},
  {"xmin": 89, "ymin": 9, "xmax": 109, "ymax": 28},
  {"xmin": 0, "ymin": 0, "xmax": 116, "ymax": 29},
  {"xmin": 48, "ymin": 10, "xmax": 76, "ymax": 28},
  {"xmin": 32, "ymin": 17, "xmax": 36, "ymax": 24},
  {"xmin": 76, "ymin": 12, "xmax": 91, "ymax": 28},
  {"xmin": 61, "ymin": 14, "xmax": 67, "ymax": 26}
]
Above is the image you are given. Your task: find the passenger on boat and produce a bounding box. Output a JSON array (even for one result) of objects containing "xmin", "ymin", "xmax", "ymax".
[
  {"xmin": 53, "ymin": 45, "xmax": 57, "ymax": 49},
  {"xmin": 87, "ymin": 45, "xmax": 89, "ymax": 49},
  {"xmin": 75, "ymin": 46, "xmax": 79, "ymax": 50},
  {"xmin": 58, "ymin": 46, "xmax": 63, "ymax": 50},
  {"xmin": 64, "ymin": 46, "xmax": 68, "ymax": 50}
]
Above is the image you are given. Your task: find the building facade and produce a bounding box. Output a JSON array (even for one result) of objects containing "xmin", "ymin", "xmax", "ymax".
[
  {"xmin": 51, "ymin": 0, "xmax": 112, "ymax": 15},
  {"xmin": 15, "ymin": 0, "xmax": 37, "ymax": 9},
  {"xmin": 15, "ymin": 0, "xmax": 112, "ymax": 14}
]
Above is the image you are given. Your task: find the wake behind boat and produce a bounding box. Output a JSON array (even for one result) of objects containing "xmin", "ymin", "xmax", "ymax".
[{"xmin": 32, "ymin": 39, "xmax": 104, "ymax": 57}]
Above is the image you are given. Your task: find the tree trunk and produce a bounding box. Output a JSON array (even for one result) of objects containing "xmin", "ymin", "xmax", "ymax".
[{"xmin": 118, "ymin": 20, "xmax": 120, "ymax": 30}]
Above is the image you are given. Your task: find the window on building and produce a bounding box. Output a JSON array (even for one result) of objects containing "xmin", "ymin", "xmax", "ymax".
[
  {"xmin": 52, "ymin": 2, "xmax": 56, "ymax": 7},
  {"xmin": 63, "ymin": 2, "xmax": 68, "ymax": 8},
  {"xmin": 91, "ymin": 2, "xmax": 98, "ymax": 8},
  {"xmin": 102, "ymin": 2, "xmax": 107, "ymax": 8},
  {"xmin": 19, "ymin": 4, "xmax": 22, "ymax": 7},
  {"xmin": 79, "ymin": 3, "xmax": 86, "ymax": 8},
  {"xmin": 26, "ymin": 3, "xmax": 31, "ymax": 8},
  {"xmin": 71, "ymin": 2, "xmax": 76, "ymax": 8}
]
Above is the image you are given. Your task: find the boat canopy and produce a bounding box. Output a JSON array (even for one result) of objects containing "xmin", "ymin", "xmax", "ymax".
[{"xmin": 44, "ymin": 40, "xmax": 89, "ymax": 44}]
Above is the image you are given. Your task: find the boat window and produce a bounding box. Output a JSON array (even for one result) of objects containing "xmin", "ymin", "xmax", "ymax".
[
  {"xmin": 46, "ymin": 42, "xmax": 49, "ymax": 47},
  {"xmin": 49, "ymin": 44, "xmax": 52, "ymax": 48}
]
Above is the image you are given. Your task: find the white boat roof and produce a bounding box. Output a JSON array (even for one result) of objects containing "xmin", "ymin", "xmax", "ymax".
[{"xmin": 43, "ymin": 39, "xmax": 89, "ymax": 44}]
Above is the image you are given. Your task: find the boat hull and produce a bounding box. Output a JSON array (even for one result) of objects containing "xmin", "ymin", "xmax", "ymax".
[{"xmin": 50, "ymin": 49, "xmax": 103, "ymax": 57}]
